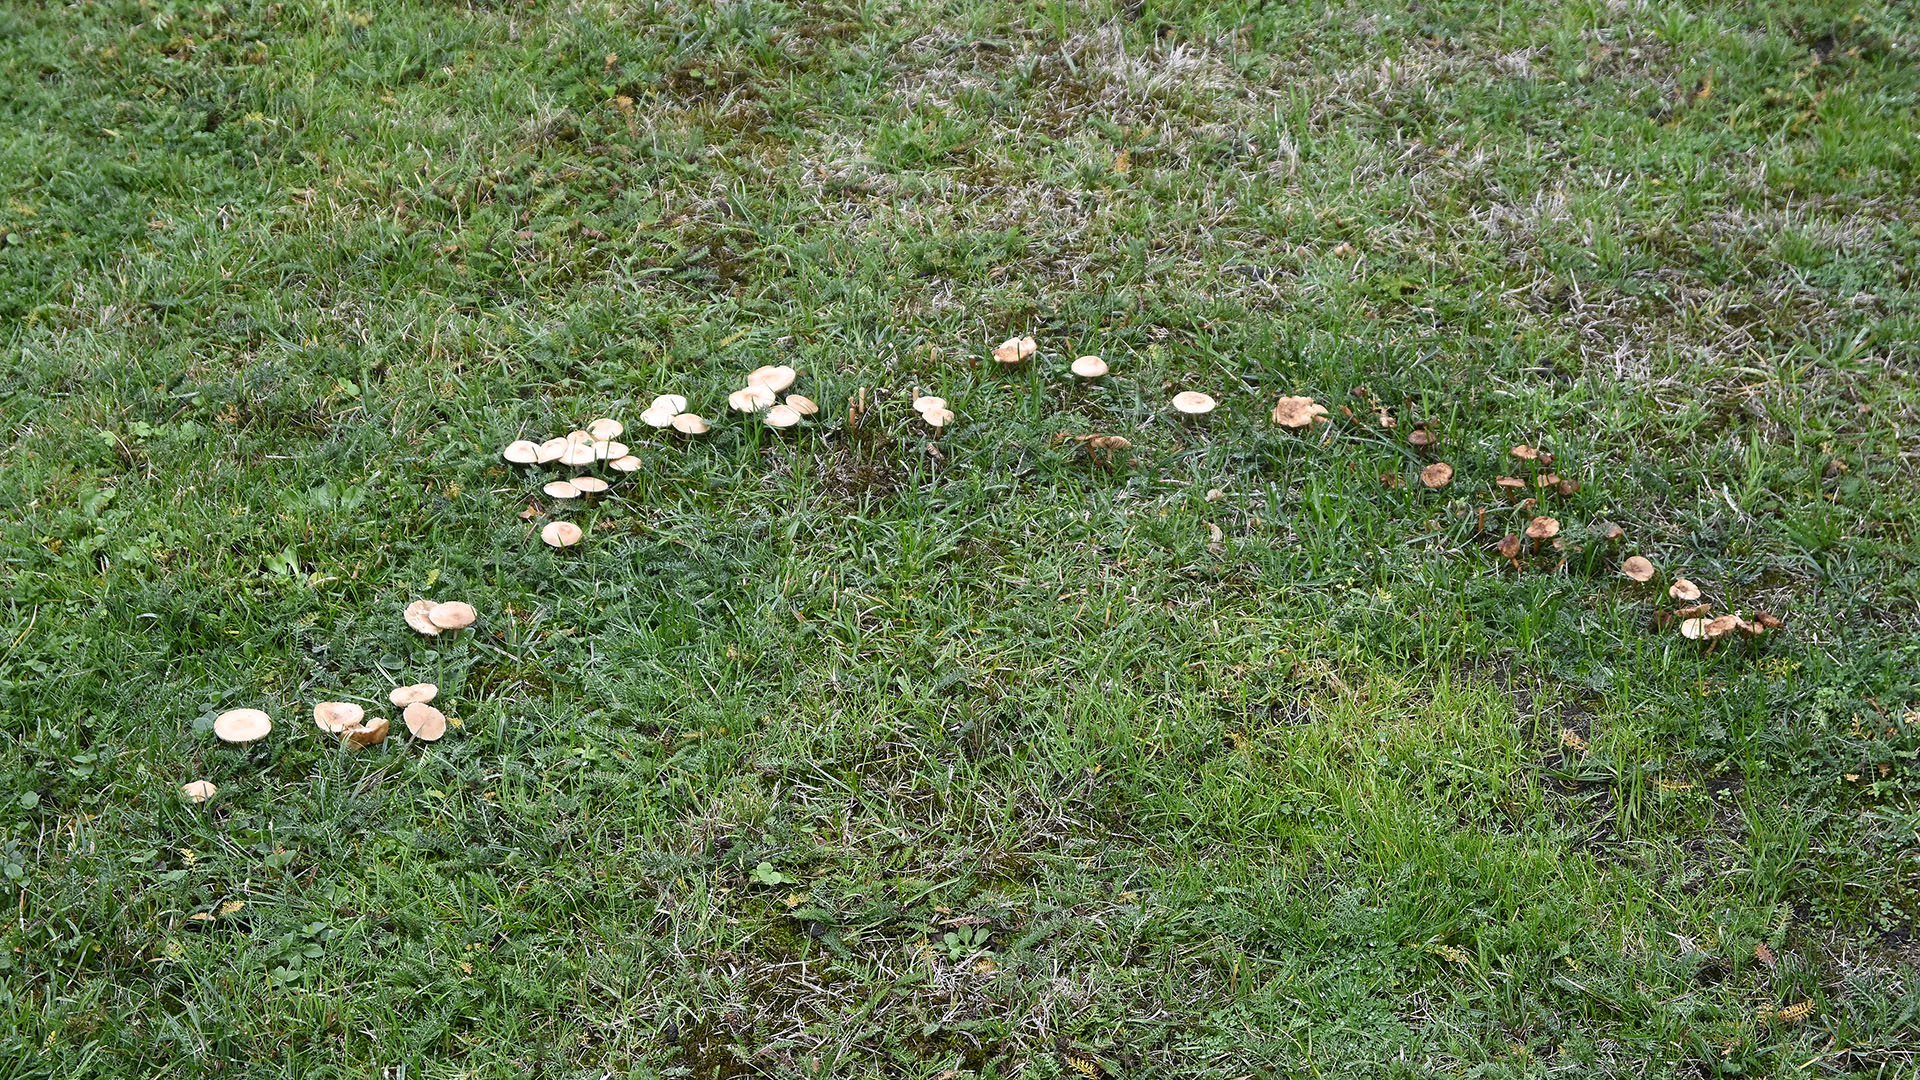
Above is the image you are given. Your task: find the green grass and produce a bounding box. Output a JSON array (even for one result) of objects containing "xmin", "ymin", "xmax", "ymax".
[{"xmin": 3, "ymin": 0, "xmax": 1919, "ymax": 1075}]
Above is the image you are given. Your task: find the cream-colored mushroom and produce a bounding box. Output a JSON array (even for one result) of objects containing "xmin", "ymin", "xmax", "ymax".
[
  {"xmin": 921, "ymin": 407, "xmax": 956, "ymax": 428},
  {"xmin": 1071, "ymin": 355, "xmax": 1108, "ymax": 378},
  {"xmin": 1621, "ymin": 556, "xmax": 1655, "ymax": 583},
  {"xmin": 542, "ymin": 520, "xmax": 584, "ymax": 548},
  {"xmin": 182, "ymin": 780, "xmax": 218, "ymax": 803},
  {"xmin": 1270, "ymin": 396, "xmax": 1329, "ymax": 428},
  {"xmin": 544, "ymin": 479, "xmax": 581, "ymax": 500},
  {"xmin": 313, "ymin": 701, "xmax": 364, "ymax": 734},
  {"xmin": 671, "ymin": 412, "xmax": 710, "ymax": 435},
  {"xmin": 729, "ymin": 385, "xmax": 777, "ymax": 412},
  {"xmin": 1172, "ymin": 391, "xmax": 1217, "ymax": 416},
  {"xmin": 785, "ymin": 395, "xmax": 819, "ymax": 416},
  {"xmin": 639, "ymin": 406, "xmax": 676, "ymax": 429},
  {"xmin": 588, "ymin": 418, "xmax": 623, "ymax": 441},
  {"xmin": 403, "ymin": 701, "xmax": 448, "ymax": 741},
  {"xmin": 404, "ymin": 599, "xmax": 442, "ymax": 636},
  {"xmin": 991, "ymin": 336, "xmax": 1037, "ymax": 365},
  {"xmin": 570, "ymin": 476, "xmax": 609, "ymax": 495},
  {"xmin": 342, "ymin": 715, "xmax": 390, "ymax": 748},
  {"xmin": 1669, "ymin": 579, "xmax": 1701, "ymax": 602},
  {"xmin": 389, "ymin": 683, "xmax": 438, "ymax": 707},
  {"xmin": 214, "ymin": 708, "xmax": 272, "ymax": 744},
  {"xmin": 561, "ymin": 442, "xmax": 598, "ymax": 467},
  {"xmin": 911, "ymin": 396, "xmax": 947, "ymax": 415},
  {"xmin": 427, "ymin": 601, "xmax": 476, "ymax": 631},
  {"xmin": 609, "ymin": 455, "xmax": 641, "ymax": 473},
  {"xmin": 535, "ymin": 438, "xmax": 569, "ymax": 464},
  {"xmin": 764, "ymin": 404, "xmax": 802, "ymax": 429},
  {"xmin": 746, "ymin": 365, "xmax": 798, "ymax": 393},
  {"xmin": 650, "ymin": 394, "xmax": 688, "ymax": 416},
  {"xmin": 593, "ymin": 441, "xmax": 629, "ymax": 462},
  {"xmin": 502, "ymin": 440, "xmax": 540, "ymax": 465}
]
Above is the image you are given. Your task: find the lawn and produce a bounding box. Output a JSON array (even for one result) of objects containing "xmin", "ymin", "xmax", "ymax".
[{"xmin": 3, "ymin": 0, "xmax": 1919, "ymax": 1075}]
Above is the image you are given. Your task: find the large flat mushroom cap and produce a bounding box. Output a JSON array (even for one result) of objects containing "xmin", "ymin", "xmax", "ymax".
[
  {"xmin": 746, "ymin": 365, "xmax": 797, "ymax": 393},
  {"xmin": 570, "ymin": 475, "xmax": 609, "ymax": 494},
  {"xmin": 560, "ymin": 442, "xmax": 598, "ymax": 467},
  {"xmin": 1669, "ymin": 578, "xmax": 1702, "ymax": 602},
  {"xmin": 542, "ymin": 520, "xmax": 584, "ymax": 548},
  {"xmin": 427, "ymin": 601, "xmax": 477, "ymax": 630},
  {"xmin": 911, "ymin": 396, "xmax": 947, "ymax": 414},
  {"xmin": 764, "ymin": 404, "xmax": 802, "ymax": 429},
  {"xmin": 404, "ymin": 701, "xmax": 448, "ymax": 741},
  {"xmin": 182, "ymin": 780, "xmax": 218, "ymax": 803},
  {"xmin": 921, "ymin": 407, "xmax": 956, "ymax": 428},
  {"xmin": 389, "ymin": 683, "xmax": 438, "ymax": 707},
  {"xmin": 543, "ymin": 479, "xmax": 581, "ymax": 499},
  {"xmin": 535, "ymin": 438, "xmax": 569, "ymax": 464},
  {"xmin": 729, "ymin": 385, "xmax": 776, "ymax": 412},
  {"xmin": 785, "ymin": 394, "xmax": 819, "ymax": 416},
  {"xmin": 404, "ymin": 599, "xmax": 442, "ymax": 636},
  {"xmin": 313, "ymin": 701, "xmax": 365, "ymax": 734},
  {"xmin": 1270, "ymin": 396, "xmax": 1328, "ymax": 428},
  {"xmin": 593, "ymin": 441, "xmax": 630, "ymax": 462},
  {"xmin": 650, "ymin": 394, "xmax": 688, "ymax": 415},
  {"xmin": 214, "ymin": 708, "xmax": 272, "ymax": 744},
  {"xmin": 1420, "ymin": 462, "xmax": 1453, "ymax": 489},
  {"xmin": 1524, "ymin": 516, "xmax": 1561, "ymax": 540},
  {"xmin": 1172, "ymin": 391, "xmax": 1217, "ymax": 415},
  {"xmin": 609, "ymin": 455, "xmax": 641, "ymax": 473},
  {"xmin": 588, "ymin": 418, "xmax": 623, "ymax": 441},
  {"xmin": 502, "ymin": 440, "xmax": 540, "ymax": 465},
  {"xmin": 1621, "ymin": 556, "xmax": 1655, "ymax": 582},
  {"xmin": 671, "ymin": 412, "xmax": 710, "ymax": 434},
  {"xmin": 639, "ymin": 406, "xmax": 676, "ymax": 429},
  {"xmin": 992, "ymin": 336, "xmax": 1037, "ymax": 364},
  {"xmin": 1071, "ymin": 355, "xmax": 1109, "ymax": 378},
  {"xmin": 1679, "ymin": 617, "xmax": 1708, "ymax": 640}
]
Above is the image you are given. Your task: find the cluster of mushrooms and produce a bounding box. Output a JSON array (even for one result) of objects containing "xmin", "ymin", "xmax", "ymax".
[
  {"xmin": 501, "ymin": 417, "xmax": 661, "ymax": 549},
  {"xmin": 726, "ymin": 365, "xmax": 818, "ymax": 429}
]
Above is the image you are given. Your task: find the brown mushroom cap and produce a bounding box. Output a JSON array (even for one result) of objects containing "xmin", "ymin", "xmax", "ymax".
[
  {"xmin": 1071, "ymin": 355, "xmax": 1109, "ymax": 378},
  {"xmin": 427, "ymin": 601, "xmax": 476, "ymax": 631},
  {"xmin": 1704, "ymin": 614, "xmax": 1743, "ymax": 639},
  {"xmin": 214, "ymin": 708, "xmax": 272, "ymax": 744},
  {"xmin": 1172, "ymin": 391, "xmax": 1217, "ymax": 415},
  {"xmin": 992, "ymin": 335, "xmax": 1038, "ymax": 365},
  {"xmin": 1420, "ymin": 462, "xmax": 1453, "ymax": 489},
  {"xmin": 569, "ymin": 475, "xmax": 609, "ymax": 495},
  {"xmin": 404, "ymin": 599, "xmax": 442, "ymax": 636},
  {"xmin": 911, "ymin": 396, "xmax": 947, "ymax": 414},
  {"xmin": 1495, "ymin": 476, "xmax": 1526, "ymax": 490},
  {"xmin": 1511, "ymin": 444, "xmax": 1540, "ymax": 461},
  {"xmin": 389, "ymin": 683, "xmax": 438, "ymax": 707},
  {"xmin": 588, "ymin": 418, "xmax": 623, "ymax": 441},
  {"xmin": 1496, "ymin": 534, "xmax": 1522, "ymax": 559},
  {"xmin": 785, "ymin": 395, "xmax": 819, "ymax": 416},
  {"xmin": 1525, "ymin": 516, "xmax": 1561, "ymax": 540},
  {"xmin": 1669, "ymin": 578, "xmax": 1702, "ymax": 602},
  {"xmin": 1621, "ymin": 556, "xmax": 1655, "ymax": 583},
  {"xmin": 764, "ymin": 404, "xmax": 802, "ymax": 429},
  {"xmin": 543, "ymin": 479, "xmax": 581, "ymax": 499},
  {"xmin": 1408, "ymin": 429, "xmax": 1434, "ymax": 449},
  {"xmin": 535, "ymin": 437, "xmax": 569, "ymax": 464},
  {"xmin": 650, "ymin": 394, "xmax": 688, "ymax": 416},
  {"xmin": 542, "ymin": 520, "xmax": 584, "ymax": 548},
  {"xmin": 1088, "ymin": 435, "xmax": 1132, "ymax": 451},
  {"xmin": 670, "ymin": 412, "xmax": 710, "ymax": 435},
  {"xmin": 746, "ymin": 365, "xmax": 797, "ymax": 393},
  {"xmin": 342, "ymin": 715, "xmax": 390, "ymax": 748},
  {"xmin": 729, "ymin": 385, "xmax": 776, "ymax": 413},
  {"xmin": 313, "ymin": 701, "xmax": 365, "ymax": 734},
  {"xmin": 403, "ymin": 701, "xmax": 448, "ymax": 741},
  {"xmin": 609, "ymin": 455, "xmax": 641, "ymax": 473},
  {"xmin": 921, "ymin": 407, "xmax": 956, "ymax": 428},
  {"xmin": 502, "ymin": 440, "xmax": 540, "ymax": 465},
  {"xmin": 1270, "ymin": 396, "xmax": 1329, "ymax": 428},
  {"xmin": 182, "ymin": 780, "xmax": 218, "ymax": 804}
]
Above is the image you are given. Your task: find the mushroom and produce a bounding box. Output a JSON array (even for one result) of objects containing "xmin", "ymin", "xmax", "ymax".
[
  {"xmin": 1270, "ymin": 396, "xmax": 1328, "ymax": 428},
  {"xmin": 1495, "ymin": 534, "xmax": 1522, "ymax": 559},
  {"xmin": 1419, "ymin": 462, "xmax": 1453, "ymax": 489},
  {"xmin": 1171, "ymin": 391, "xmax": 1217, "ymax": 416},
  {"xmin": 588, "ymin": 418, "xmax": 623, "ymax": 442},
  {"xmin": 764, "ymin": 404, "xmax": 802, "ymax": 429},
  {"xmin": 592, "ymin": 441, "xmax": 630, "ymax": 462},
  {"xmin": 313, "ymin": 701, "xmax": 364, "ymax": 734},
  {"xmin": 1669, "ymin": 579, "xmax": 1702, "ymax": 602},
  {"xmin": 1408, "ymin": 428, "xmax": 1434, "ymax": 452},
  {"xmin": 560, "ymin": 441, "xmax": 598, "ymax": 467},
  {"xmin": 921, "ymin": 407, "xmax": 956, "ymax": 428},
  {"xmin": 639, "ymin": 406, "xmax": 676, "ymax": 429},
  {"xmin": 570, "ymin": 476, "xmax": 609, "ymax": 496},
  {"xmin": 342, "ymin": 715, "xmax": 390, "ymax": 748},
  {"xmin": 1621, "ymin": 556, "xmax": 1655, "ymax": 583},
  {"xmin": 1495, "ymin": 476, "xmax": 1527, "ymax": 491},
  {"xmin": 729, "ymin": 385, "xmax": 776, "ymax": 413},
  {"xmin": 213, "ymin": 708, "xmax": 272, "ymax": 744},
  {"xmin": 544, "ymin": 479, "xmax": 581, "ymax": 500},
  {"xmin": 609, "ymin": 455, "xmax": 641, "ymax": 473},
  {"xmin": 670, "ymin": 413, "xmax": 710, "ymax": 435},
  {"xmin": 182, "ymin": 780, "xmax": 218, "ymax": 804},
  {"xmin": 992, "ymin": 336, "xmax": 1037, "ymax": 365},
  {"xmin": 389, "ymin": 683, "xmax": 438, "ymax": 707},
  {"xmin": 404, "ymin": 599, "xmax": 442, "ymax": 636},
  {"xmin": 427, "ymin": 602, "xmax": 476, "ymax": 632},
  {"xmin": 746, "ymin": 365, "xmax": 797, "ymax": 393},
  {"xmin": 1525, "ymin": 516, "xmax": 1561, "ymax": 541},
  {"xmin": 535, "ymin": 438, "xmax": 569, "ymax": 464},
  {"xmin": 1680, "ymin": 617, "xmax": 1709, "ymax": 641},
  {"xmin": 501, "ymin": 440, "xmax": 540, "ymax": 465},
  {"xmin": 1088, "ymin": 435, "xmax": 1131, "ymax": 452},
  {"xmin": 1511, "ymin": 445, "xmax": 1540, "ymax": 462},
  {"xmin": 911, "ymin": 396, "xmax": 947, "ymax": 415},
  {"xmin": 650, "ymin": 394, "xmax": 688, "ymax": 416},
  {"xmin": 403, "ymin": 702, "xmax": 448, "ymax": 741},
  {"xmin": 542, "ymin": 520, "xmax": 584, "ymax": 548},
  {"xmin": 785, "ymin": 395, "xmax": 819, "ymax": 416},
  {"xmin": 1071, "ymin": 355, "xmax": 1108, "ymax": 379},
  {"xmin": 1704, "ymin": 614, "xmax": 1744, "ymax": 639}
]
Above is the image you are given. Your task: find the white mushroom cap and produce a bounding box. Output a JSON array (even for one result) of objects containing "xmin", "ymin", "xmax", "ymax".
[
  {"xmin": 403, "ymin": 702, "xmax": 448, "ymax": 741},
  {"xmin": 588, "ymin": 418, "xmax": 623, "ymax": 441},
  {"xmin": 535, "ymin": 438, "xmax": 569, "ymax": 464},
  {"xmin": 912, "ymin": 396, "xmax": 947, "ymax": 414},
  {"xmin": 921, "ymin": 407, "xmax": 956, "ymax": 428},
  {"xmin": 313, "ymin": 701, "xmax": 365, "ymax": 734},
  {"xmin": 650, "ymin": 394, "xmax": 688, "ymax": 415},
  {"xmin": 502, "ymin": 440, "xmax": 540, "ymax": 465},
  {"xmin": 729, "ymin": 385, "xmax": 777, "ymax": 412},
  {"xmin": 593, "ymin": 441, "xmax": 630, "ymax": 462},
  {"xmin": 1071, "ymin": 355, "xmax": 1108, "ymax": 378},
  {"xmin": 561, "ymin": 442, "xmax": 597, "ymax": 467},
  {"xmin": 746, "ymin": 365, "xmax": 797, "ymax": 393},
  {"xmin": 785, "ymin": 395, "xmax": 819, "ymax": 416},
  {"xmin": 182, "ymin": 780, "xmax": 218, "ymax": 803},
  {"xmin": 427, "ymin": 601, "xmax": 476, "ymax": 631},
  {"xmin": 389, "ymin": 683, "xmax": 438, "ymax": 707},
  {"xmin": 570, "ymin": 475, "xmax": 609, "ymax": 495},
  {"xmin": 609, "ymin": 455, "xmax": 641, "ymax": 473},
  {"xmin": 544, "ymin": 479, "xmax": 581, "ymax": 499},
  {"xmin": 671, "ymin": 413, "xmax": 710, "ymax": 435},
  {"xmin": 404, "ymin": 599, "xmax": 442, "ymax": 636},
  {"xmin": 214, "ymin": 708, "xmax": 272, "ymax": 744},
  {"xmin": 639, "ymin": 406, "xmax": 677, "ymax": 429},
  {"xmin": 1172, "ymin": 391, "xmax": 1217, "ymax": 415},
  {"xmin": 764, "ymin": 404, "xmax": 802, "ymax": 429},
  {"xmin": 542, "ymin": 520, "xmax": 584, "ymax": 548}
]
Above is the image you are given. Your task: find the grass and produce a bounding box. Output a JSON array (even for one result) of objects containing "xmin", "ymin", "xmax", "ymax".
[{"xmin": 2, "ymin": 0, "xmax": 1919, "ymax": 1075}]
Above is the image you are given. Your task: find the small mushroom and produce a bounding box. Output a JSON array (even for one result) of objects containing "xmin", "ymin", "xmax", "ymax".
[
  {"xmin": 313, "ymin": 701, "xmax": 364, "ymax": 734},
  {"xmin": 746, "ymin": 365, "xmax": 797, "ymax": 393},
  {"xmin": 593, "ymin": 441, "xmax": 630, "ymax": 462},
  {"xmin": 214, "ymin": 708, "xmax": 272, "ymax": 744},
  {"xmin": 1495, "ymin": 476, "xmax": 1527, "ymax": 492},
  {"xmin": 650, "ymin": 394, "xmax": 688, "ymax": 416},
  {"xmin": 501, "ymin": 440, "xmax": 540, "ymax": 465},
  {"xmin": 785, "ymin": 395, "xmax": 819, "ymax": 416},
  {"xmin": 764, "ymin": 404, "xmax": 802, "ymax": 429},
  {"xmin": 588, "ymin": 418, "xmax": 623, "ymax": 441},
  {"xmin": 342, "ymin": 715, "xmax": 390, "ymax": 748},
  {"xmin": 639, "ymin": 406, "xmax": 677, "ymax": 429},
  {"xmin": 1621, "ymin": 556, "xmax": 1655, "ymax": 583},
  {"xmin": 182, "ymin": 780, "xmax": 218, "ymax": 804},
  {"xmin": 1087, "ymin": 435, "xmax": 1131, "ymax": 452},
  {"xmin": 561, "ymin": 442, "xmax": 598, "ymax": 467},
  {"xmin": 542, "ymin": 520, "xmax": 584, "ymax": 548},
  {"xmin": 535, "ymin": 438, "xmax": 569, "ymax": 464},
  {"xmin": 404, "ymin": 599, "xmax": 442, "ymax": 636},
  {"xmin": 921, "ymin": 407, "xmax": 956, "ymax": 428},
  {"xmin": 911, "ymin": 396, "xmax": 947, "ymax": 415},
  {"xmin": 1704, "ymin": 614, "xmax": 1743, "ymax": 639},
  {"xmin": 729, "ymin": 385, "xmax": 776, "ymax": 413},
  {"xmin": 389, "ymin": 683, "xmax": 438, "ymax": 707},
  {"xmin": 1495, "ymin": 534, "xmax": 1522, "ymax": 559},
  {"xmin": 570, "ymin": 475, "xmax": 609, "ymax": 497},
  {"xmin": 1669, "ymin": 579, "xmax": 1701, "ymax": 602},
  {"xmin": 991, "ymin": 335, "xmax": 1037, "ymax": 365},
  {"xmin": 1071, "ymin": 355, "xmax": 1109, "ymax": 379},
  {"xmin": 1511, "ymin": 445, "xmax": 1540, "ymax": 462},
  {"xmin": 1680, "ymin": 617, "xmax": 1709, "ymax": 641},
  {"xmin": 427, "ymin": 602, "xmax": 476, "ymax": 631},
  {"xmin": 543, "ymin": 479, "xmax": 581, "ymax": 500},
  {"xmin": 1525, "ymin": 516, "xmax": 1561, "ymax": 541},
  {"xmin": 1270, "ymin": 396, "xmax": 1329, "ymax": 428},
  {"xmin": 403, "ymin": 701, "xmax": 448, "ymax": 741},
  {"xmin": 1171, "ymin": 391, "xmax": 1217, "ymax": 416},
  {"xmin": 670, "ymin": 412, "xmax": 710, "ymax": 435},
  {"xmin": 1419, "ymin": 462, "xmax": 1453, "ymax": 489},
  {"xmin": 609, "ymin": 455, "xmax": 641, "ymax": 473},
  {"xmin": 1408, "ymin": 429, "xmax": 1434, "ymax": 452}
]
